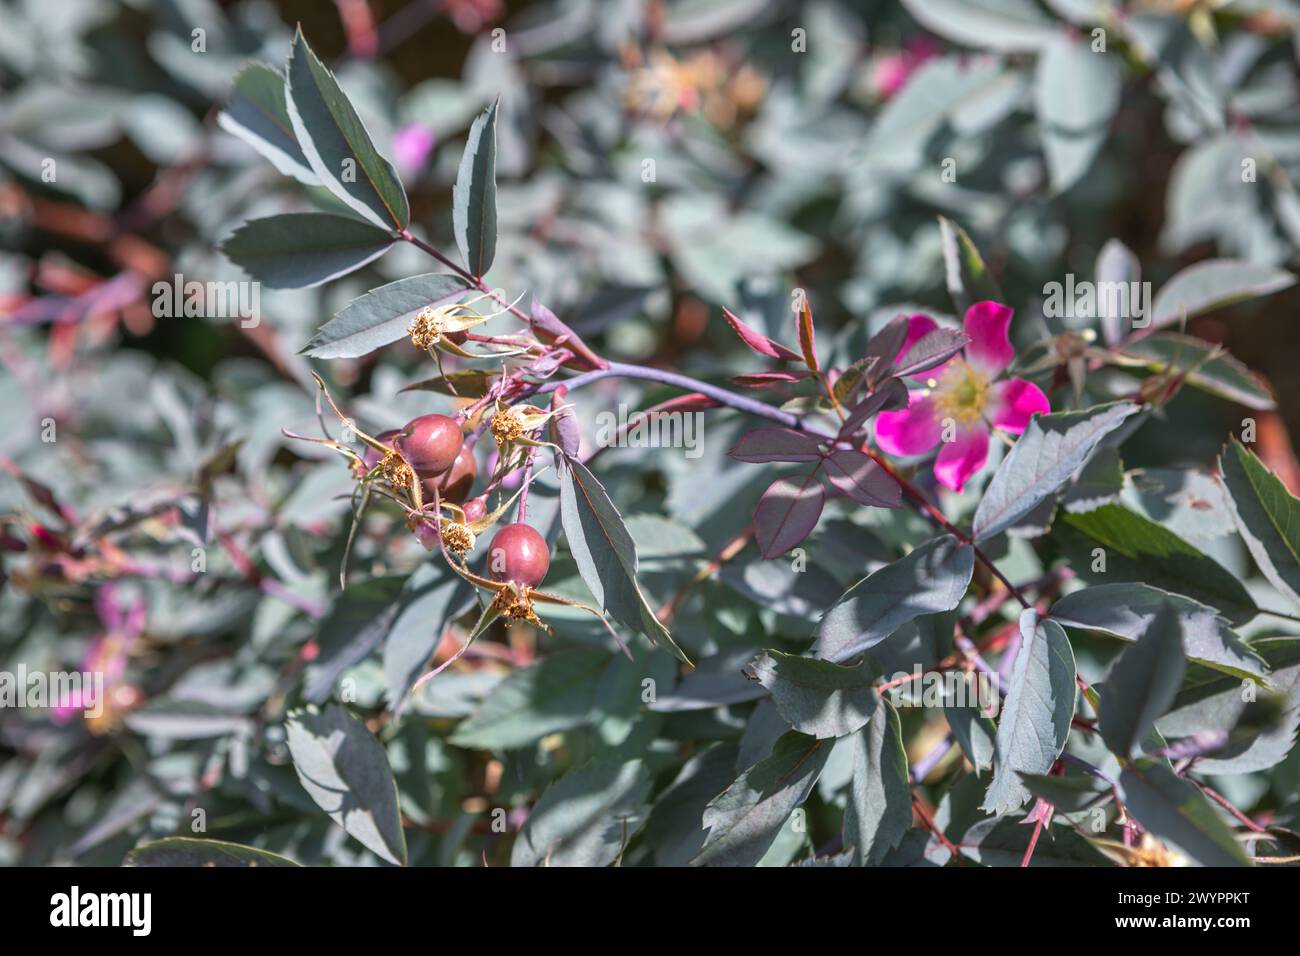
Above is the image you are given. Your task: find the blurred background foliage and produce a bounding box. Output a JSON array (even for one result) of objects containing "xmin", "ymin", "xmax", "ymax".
[{"xmin": 2, "ymin": 0, "xmax": 1300, "ymax": 866}]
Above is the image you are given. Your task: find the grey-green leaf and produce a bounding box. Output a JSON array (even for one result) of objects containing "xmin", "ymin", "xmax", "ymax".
[
  {"xmin": 744, "ymin": 651, "xmax": 879, "ymax": 739},
  {"xmin": 125, "ymin": 837, "xmax": 300, "ymax": 867},
  {"xmin": 510, "ymin": 760, "xmax": 652, "ymax": 867},
  {"xmin": 1034, "ymin": 35, "xmax": 1121, "ymax": 193},
  {"xmin": 285, "ymin": 704, "xmax": 407, "ymax": 866},
  {"xmin": 452, "ymin": 100, "xmax": 498, "ymax": 277},
  {"xmin": 692, "ymin": 732, "xmax": 831, "ymax": 867},
  {"xmin": 1119, "ymin": 760, "xmax": 1249, "ymax": 866},
  {"xmin": 384, "ymin": 563, "xmax": 476, "ymax": 712},
  {"xmin": 843, "ymin": 697, "xmax": 911, "ymax": 865},
  {"xmin": 1219, "ymin": 439, "xmax": 1300, "ymax": 608},
  {"xmin": 815, "ymin": 535, "xmax": 973, "ymax": 663},
  {"xmin": 221, "ymin": 213, "xmax": 395, "ymax": 289},
  {"xmin": 303, "ymin": 273, "xmax": 470, "ymax": 358},
  {"xmin": 557, "ymin": 456, "xmax": 689, "ymax": 663},
  {"xmin": 448, "ymin": 649, "xmax": 609, "ymax": 750},
  {"xmin": 217, "ymin": 62, "xmax": 320, "ymax": 187},
  {"xmin": 899, "ymin": 0, "xmax": 1056, "ymax": 52},
  {"xmin": 1051, "ymin": 583, "xmax": 1268, "ymax": 680},
  {"xmin": 1150, "ymin": 259, "xmax": 1294, "ymax": 330},
  {"xmin": 286, "ymin": 29, "xmax": 409, "ymax": 229},
  {"xmin": 982, "ymin": 611, "xmax": 1076, "ymax": 815},
  {"xmin": 1098, "ymin": 600, "xmax": 1187, "ymax": 759},
  {"xmin": 973, "ymin": 402, "xmax": 1140, "ymax": 542},
  {"xmin": 960, "ymin": 817, "xmax": 1114, "ymax": 866}
]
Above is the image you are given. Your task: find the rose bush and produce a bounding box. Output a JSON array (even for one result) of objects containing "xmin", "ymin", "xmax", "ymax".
[{"xmin": 2, "ymin": 1, "xmax": 1300, "ymax": 870}]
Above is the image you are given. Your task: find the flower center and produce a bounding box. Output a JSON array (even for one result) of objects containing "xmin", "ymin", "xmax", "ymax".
[{"xmin": 929, "ymin": 360, "xmax": 990, "ymax": 428}]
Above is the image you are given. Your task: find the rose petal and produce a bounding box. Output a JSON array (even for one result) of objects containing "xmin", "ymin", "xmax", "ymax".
[
  {"xmin": 934, "ymin": 424, "xmax": 990, "ymax": 493},
  {"xmin": 875, "ymin": 391, "xmax": 942, "ymax": 456},
  {"xmin": 962, "ymin": 301, "xmax": 1015, "ymax": 377},
  {"xmin": 989, "ymin": 378, "xmax": 1050, "ymax": 435}
]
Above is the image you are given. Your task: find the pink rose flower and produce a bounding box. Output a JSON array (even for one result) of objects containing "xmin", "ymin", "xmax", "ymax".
[
  {"xmin": 874, "ymin": 302, "xmax": 1050, "ymax": 493},
  {"xmin": 393, "ymin": 123, "xmax": 437, "ymax": 176}
]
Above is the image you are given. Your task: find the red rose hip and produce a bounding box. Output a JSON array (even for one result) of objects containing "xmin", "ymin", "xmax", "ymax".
[
  {"xmin": 422, "ymin": 446, "xmax": 476, "ymax": 504},
  {"xmin": 488, "ymin": 523, "xmax": 550, "ymax": 588},
  {"xmin": 397, "ymin": 414, "xmax": 464, "ymax": 477},
  {"xmin": 461, "ymin": 496, "xmax": 488, "ymax": 523}
]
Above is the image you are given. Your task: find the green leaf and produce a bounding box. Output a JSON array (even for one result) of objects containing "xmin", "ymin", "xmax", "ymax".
[
  {"xmin": 939, "ymin": 216, "xmax": 1003, "ymax": 316},
  {"xmin": 1117, "ymin": 334, "xmax": 1275, "ymax": 410},
  {"xmin": 557, "ymin": 456, "xmax": 689, "ymax": 663},
  {"xmin": 125, "ymin": 837, "xmax": 300, "ymax": 867},
  {"xmin": 973, "ymin": 402, "xmax": 1140, "ymax": 542},
  {"xmin": 943, "ymin": 674, "xmax": 997, "ymax": 774},
  {"xmin": 1050, "ymin": 583, "xmax": 1268, "ymax": 680},
  {"xmin": 1098, "ymin": 600, "xmax": 1187, "ymax": 759},
  {"xmin": 843, "ymin": 697, "xmax": 912, "ymax": 865},
  {"xmin": 448, "ymin": 649, "xmax": 609, "ymax": 750},
  {"xmin": 302, "ymin": 273, "xmax": 470, "ymax": 358},
  {"xmin": 221, "ymin": 213, "xmax": 395, "ymax": 289},
  {"xmin": 744, "ymin": 651, "xmax": 879, "ymax": 739},
  {"xmin": 286, "ymin": 29, "xmax": 408, "ymax": 229},
  {"xmin": 982, "ymin": 611, "xmax": 1076, "ymax": 815},
  {"xmin": 1018, "ymin": 772, "xmax": 1111, "ymax": 813},
  {"xmin": 1219, "ymin": 439, "xmax": 1300, "ymax": 608},
  {"xmin": 1058, "ymin": 503, "xmax": 1258, "ymax": 624},
  {"xmin": 1119, "ymin": 761, "xmax": 1249, "ymax": 866},
  {"xmin": 1157, "ymin": 638, "xmax": 1300, "ymax": 775},
  {"xmin": 285, "ymin": 704, "xmax": 407, "ymax": 866},
  {"xmin": 692, "ymin": 732, "xmax": 831, "ymax": 867},
  {"xmin": 815, "ymin": 535, "xmax": 973, "ymax": 663},
  {"xmin": 452, "ymin": 100, "xmax": 498, "ymax": 277},
  {"xmin": 960, "ymin": 817, "xmax": 1114, "ymax": 866},
  {"xmin": 302, "ymin": 575, "xmax": 406, "ymax": 704},
  {"xmin": 1034, "ymin": 35, "xmax": 1121, "ymax": 193},
  {"xmin": 123, "ymin": 699, "xmax": 253, "ymax": 739},
  {"xmin": 383, "ymin": 563, "xmax": 476, "ymax": 712},
  {"xmin": 217, "ymin": 62, "xmax": 320, "ymax": 186},
  {"xmin": 510, "ymin": 760, "xmax": 652, "ymax": 867},
  {"xmin": 400, "ymin": 369, "xmax": 496, "ymax": 398},
  {"xmin": 1150, "ymin": 259, "xmax": 1294, "ymax": 329}
]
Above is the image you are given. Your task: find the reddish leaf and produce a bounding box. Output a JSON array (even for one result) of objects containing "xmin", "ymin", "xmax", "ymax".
[
  {"xmin": 731, "ymin": 371, "xmax": 812, "ymax": 388},
  {"xmin": 721, "ymin": 307, "xmax": 801, "ymax": 361},
  {"xmin": 823, "ymin": 450, "xmax": 902, "ymax": 508},
  {"xmin": 863, "ymin": 315, "xmax": 911, "ymax": 383},
  {"xmin": 797, "ymin": 296, "xmax": 819, "ymax": 372},
  {"xmin": 530, "ymin": 299, "xmax": 608, "ymax": 370},
  {"xmin": 754, "ymin": 473, "xmax": 825, "ymax": 558},
  {"xmin": 839, "ymin": 379, "xmax": 910, "ymax": 439},
  {"xmin": 648, "ymin": 393, "xmax": 722, "ymax": 413},
  {"xmin": 729, "ymin": 427, "xmax": 824, "ymax": 464},
  {"xmin": 895, "ymin": 329, "xmax": 968, "ymax": 379},
  {"xmin": 549, "ymin": 385, "xmax": 580, "ymax": 457}
]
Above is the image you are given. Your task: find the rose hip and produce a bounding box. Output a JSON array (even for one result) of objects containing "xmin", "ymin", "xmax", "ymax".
[
  {"xmin": 397, "ymin": 414, "xmax": 464, "ymax": 477},
  {"xmin": 487, "ymin": 523, "xmax": 550, "ymax": 588},
  {"xmin": 422, "ymin": 446, "xmax": 476, "ymax": 504},
  {"xmin": 461, "ymin": 496, "xmax": 488, "ymax": 523},
  {"xmin": 362, "ymin": 429, "xmax": 401, "ymax": 470}
]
